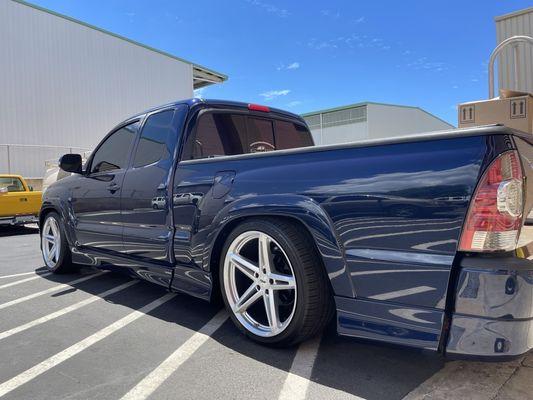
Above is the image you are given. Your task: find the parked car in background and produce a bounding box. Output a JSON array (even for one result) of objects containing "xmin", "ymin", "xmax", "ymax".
[
  {"xmin": 0, "ymin": 174, "xmax": 41, "ymax": 226},
  {"xmin": 40, "ymin": 98, "xmax": 533, "ymax": 359}
]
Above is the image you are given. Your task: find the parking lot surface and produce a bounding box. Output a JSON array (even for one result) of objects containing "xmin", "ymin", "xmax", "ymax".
[{"xmin": 0, "ymin": 226, "xmax": 531, "ymax": 400}]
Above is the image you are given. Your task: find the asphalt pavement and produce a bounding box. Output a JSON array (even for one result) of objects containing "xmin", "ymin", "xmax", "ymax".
[{"xmin": 0, "ymin": 225, "xmax": 530, "ymax": 400}]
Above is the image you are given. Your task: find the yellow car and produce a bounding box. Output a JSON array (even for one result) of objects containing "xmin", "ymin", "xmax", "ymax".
[{"xmin": 0, "ymin": 174, "xmax": 42, "ymax": 226}]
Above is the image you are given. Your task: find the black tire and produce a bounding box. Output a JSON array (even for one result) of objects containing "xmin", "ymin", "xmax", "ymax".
[
  {"xmin": 40, "ymin": 211, "xmax": 76, "ymax": 273},
  {"xmin": 219, "ymin": 217, "xmax": 334, "ymax": 346}
]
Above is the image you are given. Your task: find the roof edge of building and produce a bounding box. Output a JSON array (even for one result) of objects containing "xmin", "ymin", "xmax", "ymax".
[
  {"xmin": 495, "ymin": 7, "xmax": 533, "ymax": 22},
  {"xmin": 301, "ymin": 101, "xmax": 454, "ymax": 128},
  {"xmin": 12, "ymin": 0, "xmax": 228, "ymax": 82}
]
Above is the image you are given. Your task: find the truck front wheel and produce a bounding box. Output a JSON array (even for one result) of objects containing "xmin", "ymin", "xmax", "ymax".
[
  {"xmin": 220, "ymin": 218, "xmax": 333, "ymax": 346},
  {"xmin": 41, "ymin": 211, "xmax": 75, "ymax": 273}
]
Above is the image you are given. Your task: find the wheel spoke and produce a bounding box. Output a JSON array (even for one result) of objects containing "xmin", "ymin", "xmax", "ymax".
[
  {"xmin": 234, "ymin": 284, "xmax": 262, "ymax": 314},
  {"xmin": 47, "ymin": 245, "xmax": 56, "ymax": 261},
  {"xmin": 258, "ymin": 234, "xmax": 273, "ymax": 273},
  {"xmin": 263, "ymin": 290, "xmax": 280, "ymax": 333},
  {"xmin": 269, "ymin": 272, "xmax": 296, "ymax": 291},
  {"xmin": 230, "ymin": 253, "xmax": 259, "ymax": 280}
]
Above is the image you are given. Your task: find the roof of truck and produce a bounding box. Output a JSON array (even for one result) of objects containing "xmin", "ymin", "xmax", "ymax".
[{"xmin": 125, "ymin": 98, "xmax": 305, "ymax": 123}]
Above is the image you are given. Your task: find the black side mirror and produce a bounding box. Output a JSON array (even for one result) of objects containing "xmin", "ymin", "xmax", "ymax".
[{"xmin": 59, "ymin": 154, "xmax": 83, "ymax": 174}]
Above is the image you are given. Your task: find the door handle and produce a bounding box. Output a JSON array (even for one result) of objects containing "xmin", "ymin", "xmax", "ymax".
[{"xmin": 107, "ymin": 183, "xmax": 120, "ymax": 193}]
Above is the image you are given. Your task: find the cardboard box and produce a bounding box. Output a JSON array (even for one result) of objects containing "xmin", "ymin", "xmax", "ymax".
[{"xmin": 458, "ymin": 90, "xmax": 533, "ymax": 133}]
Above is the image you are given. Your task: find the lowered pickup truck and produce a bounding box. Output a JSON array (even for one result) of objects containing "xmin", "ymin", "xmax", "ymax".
[
  {"xmin": 40, "ymin": 99, "xmax": 533, "ymax": 359},
  {"xmin": 0, "ymin": 174, "xmax": 41, "ymax": 226}
]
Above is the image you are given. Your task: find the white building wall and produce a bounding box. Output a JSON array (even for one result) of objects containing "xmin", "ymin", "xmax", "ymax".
[
  {"xmin": 495, "ymin": 8, "xmax": 533, "ymax": 94},
  {"xmin": 310, "ymin": 121, "xmax": 368, "ymax": 145},
  {"xmin": 366, "ymin": 104, "xmax": 452, "ymax": 139},
  {"xmin": 0, "ymin": 0, "xmax": 194, "ymax": 177}
]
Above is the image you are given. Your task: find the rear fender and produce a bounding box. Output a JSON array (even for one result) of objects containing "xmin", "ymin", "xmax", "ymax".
[{"xmin": 207, "ymin": 194, "xmax": 354, "ymax": 298}]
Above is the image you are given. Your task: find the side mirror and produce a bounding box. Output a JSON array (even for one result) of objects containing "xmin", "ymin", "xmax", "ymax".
[
  {"xmin": 0, "ymin": 187, "xmax": 8, "ymax": 195},
  {"xmin": 29, "ymin": 186, "xmax": 34, "ymax": 192},
  {"xmin": 59, "ymin": 154, "xmax": 83, "ymax": 174}
]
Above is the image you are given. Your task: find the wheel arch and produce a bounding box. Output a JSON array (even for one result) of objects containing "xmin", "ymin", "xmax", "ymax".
[{"xmin": 206, "ymin": 195, "xmax": 354, "ymax": 300}]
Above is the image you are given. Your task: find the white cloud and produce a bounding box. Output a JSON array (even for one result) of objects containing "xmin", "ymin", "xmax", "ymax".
[
  {"xmin": 321, "ymin": 9, "xmax": 340, "ymax": 19},
  {"xmin": 245, "ymin": 0, "xmax": 289, "ymax": 18},
  {"xmin": 260, "ymin": 89, "xmax": 291, "ymax": 100},
  {"xmin": 287, "ymin": 100, "xmax": 302, "ymax": 107},
  {"xmin": 287, "ymin": 62, "xmax": 300, "ymax": 70},
  {"xmin": 354, "ymin": 16, "xmax": 365, "ymax": 24}
]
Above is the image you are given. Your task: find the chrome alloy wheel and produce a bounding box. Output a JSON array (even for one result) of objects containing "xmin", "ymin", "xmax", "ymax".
[
  {"xmin": 42, "ymin": 216, "xmax": 61, "ymax": 269},
  {"xmin": 223, "ymin": 231, "xmax": 297, "ymax": 337}
]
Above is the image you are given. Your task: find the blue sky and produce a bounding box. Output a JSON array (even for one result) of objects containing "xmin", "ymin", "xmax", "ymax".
[{"xmin": 29, "ymin": 0, "xmax": 532, "ymax": 125}]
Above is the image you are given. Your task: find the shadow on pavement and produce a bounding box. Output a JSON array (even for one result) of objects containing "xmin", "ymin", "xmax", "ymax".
[
  {"xmin": 39, "ymin": 266, "xmax": 445, "ymax": 400},
  {"xmin": 0, "ymin": 225, "xmax": 39, "ymax": 237}
]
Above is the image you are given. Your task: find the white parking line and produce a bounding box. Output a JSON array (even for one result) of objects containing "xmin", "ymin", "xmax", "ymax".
[
  {"xmin": 0, "ymin": 272, "xmax": 105, "ymax": 310},
  {"xmin": 121, "ymin": 310, "xmax": 228, "ymax": 400},
  {"xmin": 278, "ymin": 335, "xmax": 322, "ymax": 400},
  {"xmin": 0, "ymin": 292, "xmax": 177, "ymax": 398},
  {"xmin": 279, "ymin": 335, "xmax": 368, "ymax": 400},
  {"xmin": 0, "ymin": 280, "xmax": 139, "ymax": 341},
  {"xmin": 0, "ymin": 271, "xmax": 42, "ymax": 280},
  {"xmin": 0, "ymin": 272, "xmax": 52, "ymax": 290}
]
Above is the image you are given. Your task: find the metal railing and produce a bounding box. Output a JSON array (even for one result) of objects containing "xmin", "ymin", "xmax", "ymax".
[{"xmin": 489, "ymin": 35, "xmax": 533, "ymax": 99}]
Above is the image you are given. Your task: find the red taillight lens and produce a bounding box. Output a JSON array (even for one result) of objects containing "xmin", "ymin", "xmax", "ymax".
[
  {"xmin": 248, "ymin": 104, "xmax": 270, "ymax": 112},
  {"xmin": 459, "ymin": 150, "xmax": 524, "ymax": 252}
]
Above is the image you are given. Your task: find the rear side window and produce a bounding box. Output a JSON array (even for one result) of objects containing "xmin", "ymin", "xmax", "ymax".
[
  {"xmin": 133, "ymin": 110, "xmax": 176, "ymax": 167},
  {"xmin": 189, "ymin": 113, "xmax": 247, "ymax": 159},
  {"xmin": 275, "ymin": 120, "xmax": 314, "ymax": 150},
  {"xmin": 90, "ymin": 122, "xmax": 138, "ymax": 173}
]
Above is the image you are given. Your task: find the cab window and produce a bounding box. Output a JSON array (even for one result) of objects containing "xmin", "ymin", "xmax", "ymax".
[
  {"xmin": 0, "ymin": 177, "xmax": 24, "ymax": 192},
  {"xmin": 90, "ymin": 122, "xmax": 138, "ymax": 173},
  {"xmin": 133, "ymin": 110, "xmax": 176, "ymax": 167}
]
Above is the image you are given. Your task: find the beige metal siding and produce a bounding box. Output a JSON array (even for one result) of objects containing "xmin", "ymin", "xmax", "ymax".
[
  {"xmin": 0, "ymin": 0, "xmax": 194, "ymax": 177},
  {"xmin": 496, "ymin": 8, "xmax": 533, "ymax": 94}
]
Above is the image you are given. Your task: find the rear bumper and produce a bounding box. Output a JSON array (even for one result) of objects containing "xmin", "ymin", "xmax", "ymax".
[
  {"xmin": 446, "ymin": 247, "xmax": 533, "ymax": 359},
  {"xmin": 0, "ymin": 215, "xmax": 38, "ymax": 226}
]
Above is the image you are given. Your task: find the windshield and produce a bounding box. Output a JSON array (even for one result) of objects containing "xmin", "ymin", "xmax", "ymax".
[{"xmin": 0, "ymin": 177, "xmax": 24, "ymax": 192}]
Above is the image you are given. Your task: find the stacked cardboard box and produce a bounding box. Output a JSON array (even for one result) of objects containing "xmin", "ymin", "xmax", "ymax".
[{"xmin": 458, "ymin": 90, "xmax": 533, "ymax": 134}]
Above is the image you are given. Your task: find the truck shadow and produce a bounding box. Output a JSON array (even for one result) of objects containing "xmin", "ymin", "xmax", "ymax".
[
  {"xmin": 0, "ymin": 225, "xmax": 39, "ymax": 237},
  {"xmin": 39, "ymin": 267, "xmax": 445, "ymax": 400}
]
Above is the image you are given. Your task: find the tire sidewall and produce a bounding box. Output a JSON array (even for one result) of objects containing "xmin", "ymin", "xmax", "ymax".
[
  {"xmin": 220, "ymin": 219, "xmax": 312, "ymax": 346},
  {"xmin": 41, "ymin": 212, "xmax": 69, "ymax": 273}
]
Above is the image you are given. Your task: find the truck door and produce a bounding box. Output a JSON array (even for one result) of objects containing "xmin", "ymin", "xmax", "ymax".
[
  {"xmin": 120, "ymin": 106, "xmax": 187, "ymax": 286},
  {"xmin": 71, "ymin": 121, "xmax": 138, "ymax": 252}
]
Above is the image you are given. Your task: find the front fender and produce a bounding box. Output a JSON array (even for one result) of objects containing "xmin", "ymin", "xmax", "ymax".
[
  {"xmin": 40, "ymin": 190, "xmax": 77, "ymax": 249},
  {"xmin": 207, "ymin": 194, "xmax": 354, "ymax": 298}
]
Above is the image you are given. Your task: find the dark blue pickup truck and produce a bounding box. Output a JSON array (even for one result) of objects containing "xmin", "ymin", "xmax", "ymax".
[{"xmin": 40, "ymin": 98, "xmax": 533, "ymax": 359}]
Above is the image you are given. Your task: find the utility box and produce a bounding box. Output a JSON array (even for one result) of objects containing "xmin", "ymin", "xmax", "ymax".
[{"xmin": 458, "ymin": 90, "xmax": 533, "ymax": 133}]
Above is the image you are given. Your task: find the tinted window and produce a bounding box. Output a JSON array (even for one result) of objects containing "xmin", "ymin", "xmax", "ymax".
[
  {"xmin": 90, "ymin": 122, "xmax": 138, "ymax": 173},
  {"xmin": 275, "ymin": 120, "xmax": 314, "ymax": 150},
  {"xmin": 133, "ymin": 110, "xmax": 175, "ymax": 167},
  {"xmin": 0, "ymin": 177, "xmax": 24, "ymax": 192},
  {"xmin": 247, "ymin": 118, "xmax": 275, "ymax": 153},
  {"xmin": 189, "ymin": 113, "xmax": 247, "ymax": 160}
]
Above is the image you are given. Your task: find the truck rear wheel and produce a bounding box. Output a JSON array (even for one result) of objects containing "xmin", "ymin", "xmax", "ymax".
[
  {"xmin": 220, "ymin": 218, "xmax": 333, "ymax": 346},
  {"xmin": 41, "ymin": 211, "xmax": 75, "ymax": 273}
]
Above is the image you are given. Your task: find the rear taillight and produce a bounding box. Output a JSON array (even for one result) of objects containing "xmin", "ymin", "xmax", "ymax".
[{"xmin": 459, "ymin": 150, "xmax": 524, "ymax": 252}]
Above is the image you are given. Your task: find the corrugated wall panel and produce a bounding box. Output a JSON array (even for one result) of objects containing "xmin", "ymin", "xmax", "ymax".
[
  {"xmin": 496, "ymin": 9, "xmax": 533, "ymax": 94},
  {"xmin": 0, "ymin": 0, "xmax": 194, "ymax": 177}
]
